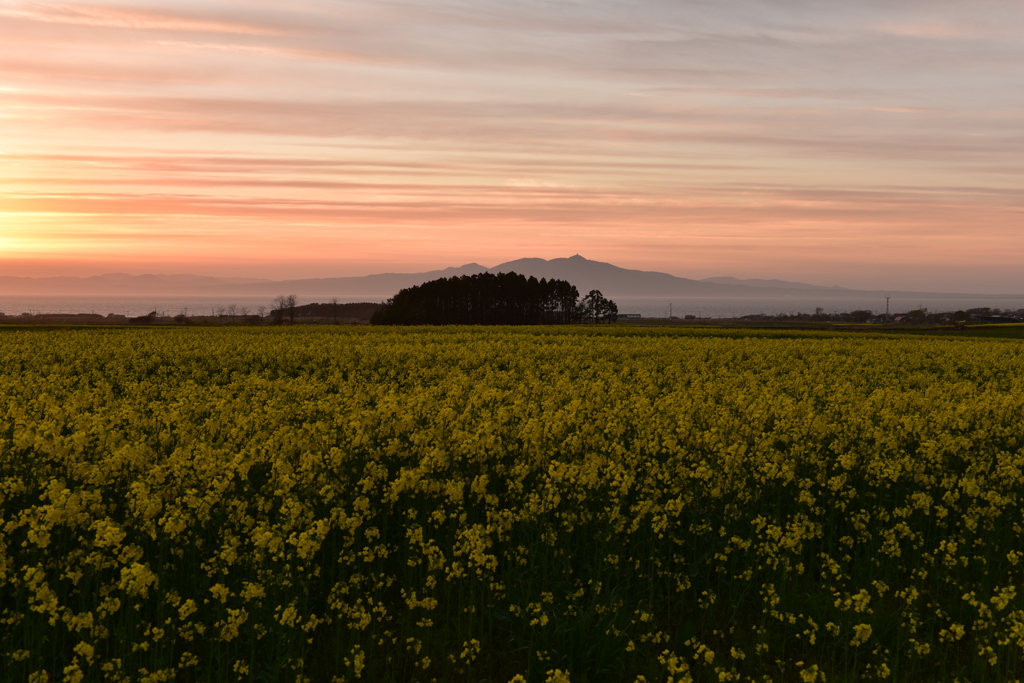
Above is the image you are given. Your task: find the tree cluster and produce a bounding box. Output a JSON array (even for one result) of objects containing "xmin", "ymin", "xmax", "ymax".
[
  {"xmin": 289, "ymin": 301, "xmax": 381, "ymax": 323},
  {"xmin": 272, "ymin": 294, "xmax": 298, "ymax": 323},
  {"xmin": 370, "ymin": 271, "xmax": 617, "ymax": 325}
]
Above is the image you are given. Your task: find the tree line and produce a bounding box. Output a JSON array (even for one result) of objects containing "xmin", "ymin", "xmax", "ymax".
[{"xmin": 370, "ymin": 272, "xmax": 618, "ymax": 325}]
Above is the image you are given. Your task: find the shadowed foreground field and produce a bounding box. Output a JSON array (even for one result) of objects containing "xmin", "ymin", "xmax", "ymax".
[{"xmin": 2, "ymin": 326, "xmax": 1023, "ymax": 682}]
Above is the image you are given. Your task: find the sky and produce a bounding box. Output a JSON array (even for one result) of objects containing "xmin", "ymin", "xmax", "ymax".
[{"xmin": 1, "ymin": 0, "xmax": 1023, "ymax": 293}]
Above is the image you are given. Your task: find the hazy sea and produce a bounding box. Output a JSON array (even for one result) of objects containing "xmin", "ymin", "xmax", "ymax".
[
  {"xmin": 613, "ymin": 296, "xmax": 1024, "ymax": 319},
  {"xmin": 0, "ymin": 295, "xmax": 380, "ymax": 318},
  {"xmin": 3, "ymin": 294, "xmax": 1024, "ymax": 319}
]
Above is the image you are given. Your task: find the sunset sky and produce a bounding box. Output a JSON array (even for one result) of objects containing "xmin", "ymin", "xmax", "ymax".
[{"xmin": 1, "ymin": 0, "xmax": 1023, "ymax": 292}]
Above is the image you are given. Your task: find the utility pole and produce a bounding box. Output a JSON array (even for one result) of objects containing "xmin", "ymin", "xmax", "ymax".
[{"xmin": 885, "ymin": 294, "xmax": 890, "ymax": 317}]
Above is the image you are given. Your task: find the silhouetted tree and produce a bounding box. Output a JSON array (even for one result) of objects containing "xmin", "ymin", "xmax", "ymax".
[
  {"xmin": 848, "ymin": 310, "xmax": 872, "ymax": 324},
  {"xmin": 579, "ymin": 290, "xmax": 618, "ymax": 323},
  {"xmin": 371, "ymin": 272, "xmax": 608, "ymax": 325},
  {"xmin": 130, "ymin": 310, "xmax": 158, "ymax": 324},
  {"xmin": 272, "ymin": 295, "xmax": 298, "ymax": 323}
]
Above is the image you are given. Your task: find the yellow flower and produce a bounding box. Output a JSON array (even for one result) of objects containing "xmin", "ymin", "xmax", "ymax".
[{"xmin": 851, "ymin": 623, "xmax": 872, "ymax": 646}]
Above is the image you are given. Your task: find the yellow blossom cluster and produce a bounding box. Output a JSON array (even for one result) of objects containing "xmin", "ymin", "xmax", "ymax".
[{"xmin": 1, "ymin": 326, "xmax": 1023, "ymax": 681}]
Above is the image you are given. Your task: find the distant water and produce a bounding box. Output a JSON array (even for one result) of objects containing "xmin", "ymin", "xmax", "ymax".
[
  {"xmin": 612, "ymin": 296, "xmax": 1024, "ymax": 320},
  {"xmin": 3, "ymin": 294, "xmax": 1024, "ymax": 319},
  {"xmin": 0, "ymin": 295, "xmax": 382, "ymax": 318}
]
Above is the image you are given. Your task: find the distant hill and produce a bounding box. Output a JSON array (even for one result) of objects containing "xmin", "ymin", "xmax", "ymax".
[
  {"xmin": 0, "ymin": 266, "xmax": 487, "ymax": 297},
  {"xmin": 231, "ymin": 264, "xmax": 490, "ymax": 297},
  {"xmin": 700, "ymin": 276, "xmax": 847, "ymax": 291},
  {"xmin": 483, "ymin": 256, "xmax": 851, "ymax": 298},
  {"xmin": 0, "ymin": 273, "xmax": 273, "ymax": 296},
  {"xmin": 3, "ymin": 256, "xmax": 1021, "ymax": 301},
  {"xmin": 479, "ymin": 256, "xmax": 1017, "ymax": 301},
  {"xmin": 486, "ymin": 255, "xmax": 715, "ymax": 297}
]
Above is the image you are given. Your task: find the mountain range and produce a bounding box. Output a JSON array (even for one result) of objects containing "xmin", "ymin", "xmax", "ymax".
[{"xmin": 2, "ymin": 256, "xmax": 1020, "ymax": 301}]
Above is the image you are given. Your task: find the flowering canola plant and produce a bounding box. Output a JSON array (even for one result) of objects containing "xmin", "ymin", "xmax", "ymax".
[{"xmin": 1, "ymin": 326, "xmax": 1023, "ymax": 682}]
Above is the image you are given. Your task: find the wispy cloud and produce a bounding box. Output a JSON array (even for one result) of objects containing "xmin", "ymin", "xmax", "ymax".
[
  {"xmin": 877, "ymin": 22, "xmax": 976, "ymax": 39},
  {"xmin": 867, "ymin": 107, "xmax": 929, "ymax": 114},
  {"xmin": 149, "ymin": 40, "xmax": 373, "ymax": 63},
  {"xmin": 0, "ymin": 2, "xmax": 282, "ymax": 34}
]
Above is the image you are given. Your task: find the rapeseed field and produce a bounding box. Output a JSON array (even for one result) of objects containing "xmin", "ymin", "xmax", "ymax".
[{"xmin": 1, "ymin": 326, "xmax": 1023, "ymax": 682}]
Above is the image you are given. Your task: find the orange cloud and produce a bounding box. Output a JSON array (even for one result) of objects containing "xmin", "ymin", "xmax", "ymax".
[
  {"xmin": 149, "ymin": 40, "xmax": 372, "ymax": 64},
  {"xmin": 0, "ymin": 2, "xmax": 282, "ymax": 34},
  {"xmin": 878, "ymin": 22, "xmax": 975, "ymax": 39}
]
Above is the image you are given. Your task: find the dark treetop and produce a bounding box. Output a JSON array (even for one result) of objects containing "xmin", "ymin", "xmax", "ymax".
[{"xmin": 370, "ymin": 271, "xmax": 617, "ymax": 325}]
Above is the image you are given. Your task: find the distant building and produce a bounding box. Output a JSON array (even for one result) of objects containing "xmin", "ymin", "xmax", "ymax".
[{"xmin": 617, "ymin": 313, "xmax": 641, "ymax": 320}]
